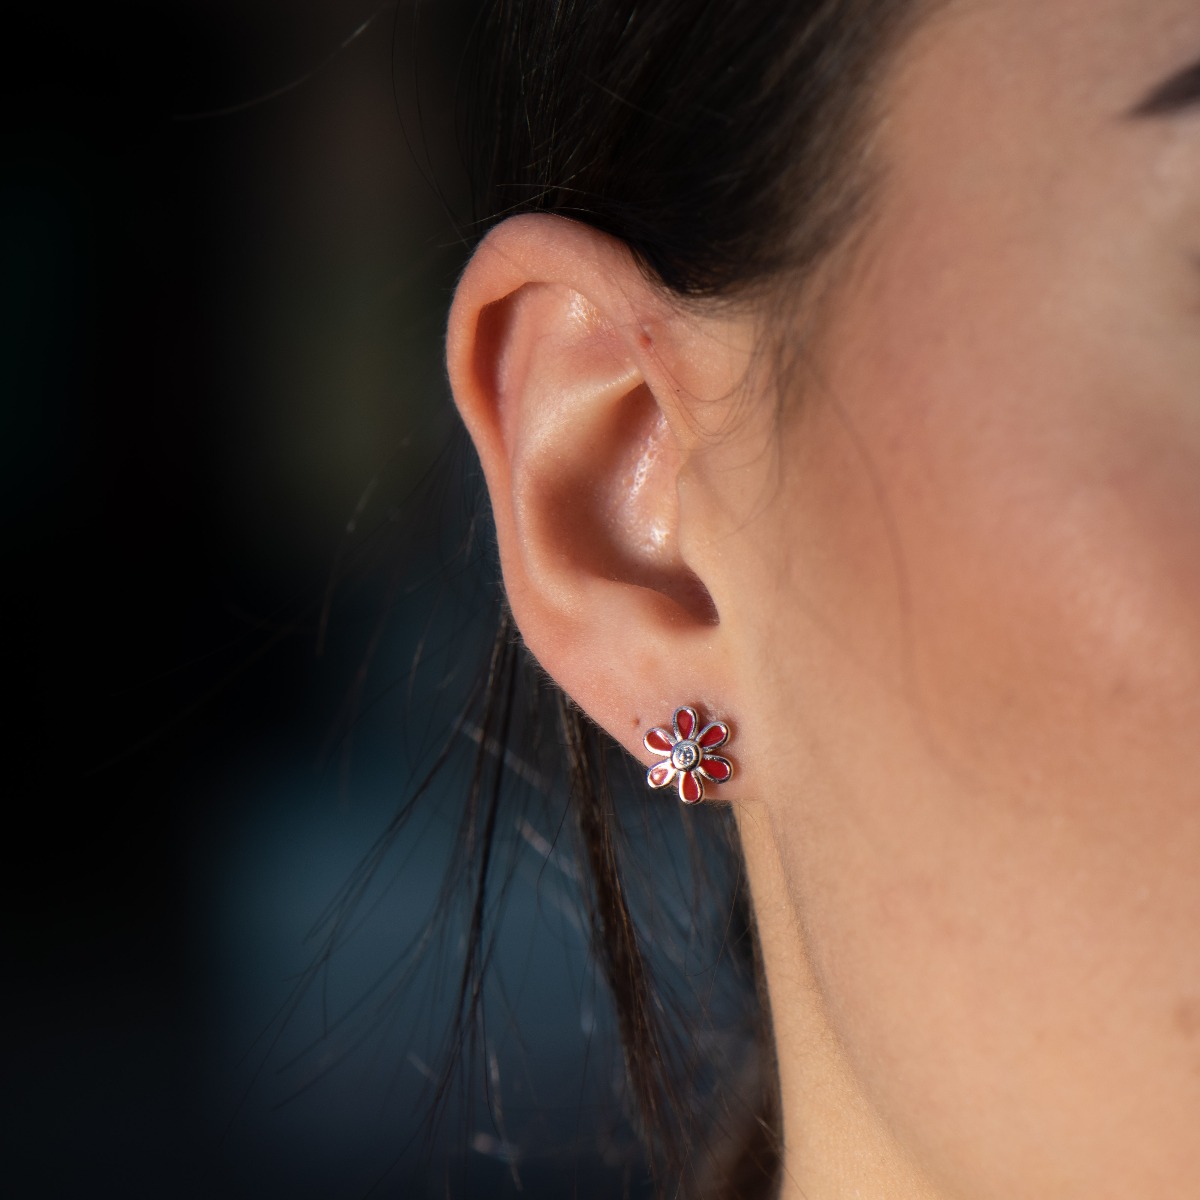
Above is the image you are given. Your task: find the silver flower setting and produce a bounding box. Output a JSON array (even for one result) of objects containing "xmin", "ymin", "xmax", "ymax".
[{"xmin": 643, "ymin": 705, "xmax": 733, "ymax": 805}]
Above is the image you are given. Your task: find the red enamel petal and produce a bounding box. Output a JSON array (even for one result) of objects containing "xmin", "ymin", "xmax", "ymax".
[
  {"xmin": 678, "ymin": 770, "xmax": 703, "ymax": 804},
  {"xmin": 673, "ymin": 707, "xmax": 697, "ymax": 740},
  {"xmin": 698, "ymin": 721, "xmax": 728, "ymax": 749},
  {"xmin": 700, "ymin": 755, "xmax": 732, "ymax": 782},
  {"xmin": 647, "ymin": 762, "xmax": 676, "ymax": 789},
  {"xmin": 644, "ymin": 728, "xmax": 674, "ymax": 754}
]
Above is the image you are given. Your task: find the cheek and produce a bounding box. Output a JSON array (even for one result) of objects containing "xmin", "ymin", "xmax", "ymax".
[
  {"xmin": 801, "ymin": 110, "xmax": 1200, "ymax": 799},
  {"xmin": 730, "ymin": 1, "xmax": 1200, "ymax": 1187},
  {"xmin": 864, "ymin": 305, "xmax": 1200, "ymax": 800},
  {"xmin": 756, "ymin": 246, "xmax": 1200, "ymax": 1193}
]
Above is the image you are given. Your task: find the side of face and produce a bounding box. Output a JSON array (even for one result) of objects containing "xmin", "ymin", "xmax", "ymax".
[
  {"xmin": 708, "ymin": 0, "xmax": 1200, "ymax": 1193},
  {"xmin": 447, "ymin": 0, "xmax": 1200, "ymax": 1192}
]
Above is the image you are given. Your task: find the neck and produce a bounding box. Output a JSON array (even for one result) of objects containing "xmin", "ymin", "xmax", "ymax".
[{"xmin": 735, "ymin": 805, "xmax": 939, "ymax": 1200}]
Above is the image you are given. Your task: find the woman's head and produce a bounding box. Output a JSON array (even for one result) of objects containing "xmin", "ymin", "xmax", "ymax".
[{"xmin": 449, "ymin": 0, "xmax": 1200, "ymax": 1195}]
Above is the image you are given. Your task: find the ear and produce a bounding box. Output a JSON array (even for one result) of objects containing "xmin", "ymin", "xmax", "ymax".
[{"xmin": 446, "ymin": 214, "xmax": 752, "ymax": 771}]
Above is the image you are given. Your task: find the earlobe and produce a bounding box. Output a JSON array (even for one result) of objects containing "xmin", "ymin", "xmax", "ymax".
[{"xmin": 446, "ymin": 215, "xmax": 744, "ymax": 766}]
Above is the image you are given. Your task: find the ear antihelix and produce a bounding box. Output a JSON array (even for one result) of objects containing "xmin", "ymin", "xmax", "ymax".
[{"xmin": 533, "ymin": 378, "xmax": 719, "ymax": 627}]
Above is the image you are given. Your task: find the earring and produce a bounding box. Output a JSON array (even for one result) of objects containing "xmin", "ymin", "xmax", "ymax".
[{"xmin": 643, "ymin": 705, "xmax": 733, "ymax": 805}]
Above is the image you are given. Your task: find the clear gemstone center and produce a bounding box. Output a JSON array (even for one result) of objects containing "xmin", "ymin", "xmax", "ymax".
[{"xmin": 671, "ymin": 740, "xmax": 699, "ymax": 771}]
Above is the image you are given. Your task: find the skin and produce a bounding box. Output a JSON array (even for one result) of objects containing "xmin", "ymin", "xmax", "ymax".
[{"xmin": 447, "ymin": 0, "xmax": 1200, "ymax": 1195}]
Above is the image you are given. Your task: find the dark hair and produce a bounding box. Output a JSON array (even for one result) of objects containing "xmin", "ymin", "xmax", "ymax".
[
  {"xmin": 397, "ymin": 2, "xmax": 924, "ymax": 1196},
  {"xmin": 469, "ymin": 0, "xmax": 921, "ymax": 299}
]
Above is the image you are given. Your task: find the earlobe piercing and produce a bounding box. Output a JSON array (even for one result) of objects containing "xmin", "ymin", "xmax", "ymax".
[{"xmin": 643, "ymin": 705, "xmax": 733, "ymax": 805}]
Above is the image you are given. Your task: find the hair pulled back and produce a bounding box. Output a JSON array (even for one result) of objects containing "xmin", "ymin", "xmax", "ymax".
[{"xmin": 469, "ymin": 0, "xmax": 919, "ymax": 297}]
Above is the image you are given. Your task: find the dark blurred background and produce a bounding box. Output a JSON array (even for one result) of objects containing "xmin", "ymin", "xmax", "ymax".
[{"xmin": 2, "ymin": 4, "xmax": 649, "ymax": 1196}]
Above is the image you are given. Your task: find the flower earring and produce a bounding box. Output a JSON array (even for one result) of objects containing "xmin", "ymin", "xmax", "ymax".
[{"xmin": 643, "ymin": 705, "xmax": 733, "ymax": 805}]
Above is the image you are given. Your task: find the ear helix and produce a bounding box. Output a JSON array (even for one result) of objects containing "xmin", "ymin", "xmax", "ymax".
[{"xmin": 643, "ymin": 705, "xmax": 733, "ymax": 805}]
